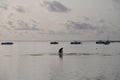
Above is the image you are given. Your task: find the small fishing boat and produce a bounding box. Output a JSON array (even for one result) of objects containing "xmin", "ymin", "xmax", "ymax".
[
  {"xmin": 1, "ymin": 42, "xmax": 13, "ymax": 45},
  {"xmin": 50, "ymin": 41, "xmax": 59, "ymax": 44},
  {"xmin": 96, "ymin": 40, "xmax": 110, "ymax": 45},
  {"xmin": 71, "ymin": 41, "xmax": 82, "ymax": 45}
]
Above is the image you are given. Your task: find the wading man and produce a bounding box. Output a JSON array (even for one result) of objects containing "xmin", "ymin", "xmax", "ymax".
[{"xmin": 58, "ymin": 48, "xmax": 63, "ymax": 58}]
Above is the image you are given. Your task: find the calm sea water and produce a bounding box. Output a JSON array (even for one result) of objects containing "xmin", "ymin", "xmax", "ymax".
[
  {"xmin": 0, "ymin": 42, "xmax": 120, "ymax": 80},
  {"xmin": 0, "ymin": 42, "xmax": 120, "ymax": 54}
]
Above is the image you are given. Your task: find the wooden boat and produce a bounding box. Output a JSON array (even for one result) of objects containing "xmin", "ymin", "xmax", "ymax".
[
  {"xmin": 1, "ymin": 42, "xmax": 13, "ymax": 45},
  {"xmin": 96, "ymin": 40, "xmax": 110, "ymax": 45},
  {"xmin": 50, "ymin": 41, "xmax": 58, "ymax": 44},
  {"xmin": 71, "ymin": 41, "xmax": 82, "ymax": 45}
]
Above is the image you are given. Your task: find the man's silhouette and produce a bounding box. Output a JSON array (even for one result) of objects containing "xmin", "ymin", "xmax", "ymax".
[{"xmin": 58, "ymin": 48, "xmax": 63, "ymax": 58}]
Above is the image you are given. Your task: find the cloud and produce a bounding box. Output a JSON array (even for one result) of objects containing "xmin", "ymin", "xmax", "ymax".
[
  {"xmin": 113, "ymin": 0, "xmax": 120, "ymax": 10},
  {"xmin": 14, "ymin": 5, "xmax": 26, "ymax": 13},
  {"xmin": 65, "ymin": 21, "xmax": 96, "ymax": 31},
  {"xmin": 97, "ymin": 30, "xmax": 105, "ymax": 34},
  {"xmin": 0, "ymin": 25, "xmax": 11, "ymax": 30},
  {"xmin": 0, "ymin": 4, "xmax": 8, "ymax": 10},
  {"xmin": 48, "ymin": 30, "xmax": 55, "ymax": 34},
  {"xmin": 42, "ymin": 1, "xmax": 71, "ymax": 13},
  {"xmin": 7, "ymin": 21, "xmax": 13, "ymax": 25},
  {"xmin": 14, "ymin": 20, "xmax": 39, "ymax": 31},
  {"xmin": 98, "ymin": 19, "xmax": 105, "ymax": 23},
  {"xmin": 84, "ymin": 17, "xmax": 90, "ymax": 21},
  {"xmin": 0, "ymin": 3, "xmax": 27, "ymax": 13},
  {"xmin": 48, "ymin": 30, "xmax": 66, "ymax": 34},
  {"xmin": 114, "ymin": 0, "xmax": 120, "ymax": 3}
]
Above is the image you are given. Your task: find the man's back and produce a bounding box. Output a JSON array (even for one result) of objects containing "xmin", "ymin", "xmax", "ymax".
[{"xmin": 58, "ymin": 48, "xmax": 63, "ymax": 58}]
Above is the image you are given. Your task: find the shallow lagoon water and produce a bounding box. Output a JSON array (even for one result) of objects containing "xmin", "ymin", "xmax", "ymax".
[{"xmin": 0, "ymin": 42, "xmax": 120, "ymax": 80}]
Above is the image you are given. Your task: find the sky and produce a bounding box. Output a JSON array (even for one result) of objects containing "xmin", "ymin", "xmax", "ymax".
[{"xmin": 0, "ymin": 0, "xmax": 120, "ymax": 40}]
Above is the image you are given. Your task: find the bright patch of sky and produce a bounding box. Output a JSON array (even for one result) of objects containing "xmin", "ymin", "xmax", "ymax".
[{"xmin": 0, "ymin": 0, "xmax": 120, "ymax": 40}]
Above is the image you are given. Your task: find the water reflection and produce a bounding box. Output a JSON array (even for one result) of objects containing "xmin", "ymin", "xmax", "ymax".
[
  {"xmin": 0, "ymin": 55, "xmax": 120, "ymax": 80},
  {"xmin": 49, "ymin": 58, "xmax": 63, "ymax": 80}
]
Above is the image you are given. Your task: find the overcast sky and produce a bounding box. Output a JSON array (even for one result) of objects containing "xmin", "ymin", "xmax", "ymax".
[{"xmin": 0, "ymin": 0, "xmax": 120, "ymax": 40}]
